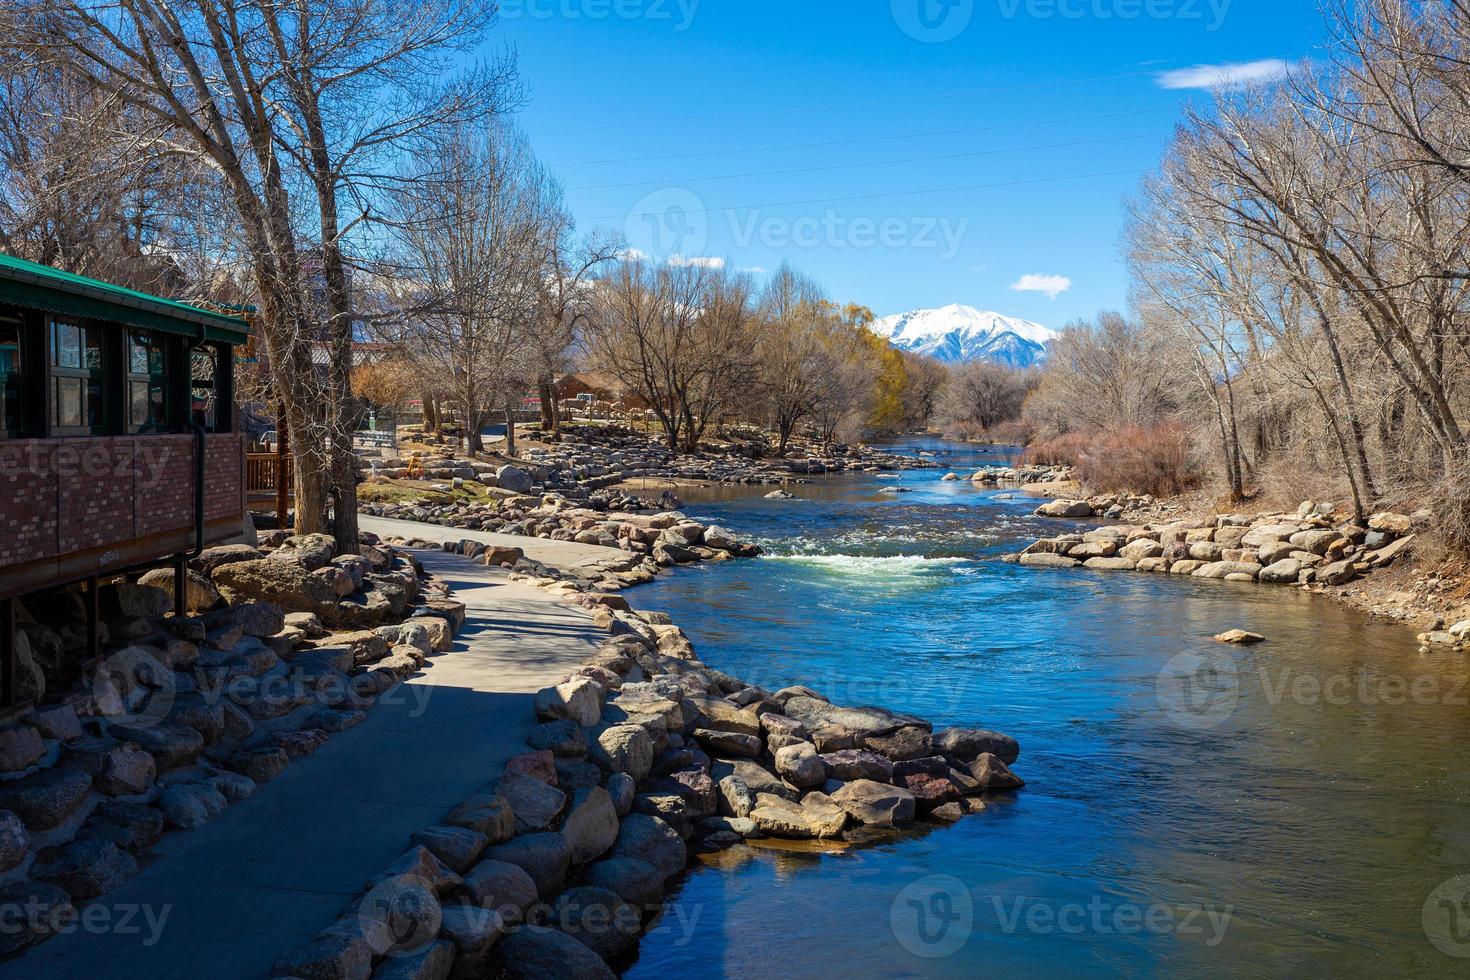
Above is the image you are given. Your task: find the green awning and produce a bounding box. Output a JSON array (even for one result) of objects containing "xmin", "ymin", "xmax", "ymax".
[{"xmin": 0, "ymin": 253, "xmax": 251, "ymax": 345}]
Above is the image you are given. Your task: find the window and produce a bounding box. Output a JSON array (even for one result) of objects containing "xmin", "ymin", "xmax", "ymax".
[
  {"xmin": 0, "ymin": 317, "xmax": 20, "ymax": 437},
  {"xmin": 191, "ymin": 347, "xmax": 218, "ymax": 432},
  {"xmin": 127, "ymin": 331, "xmax": 168, "ymax": 432},
  {"xmin": 50, "ymin": 319, "xmax": 103, "ymax": 434}
]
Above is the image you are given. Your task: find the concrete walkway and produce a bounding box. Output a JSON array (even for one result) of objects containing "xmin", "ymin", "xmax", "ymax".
[
  {"xmin": 6, "ymin": 546, "xmax": 605, "ymax": 980},
  {"xmin": 360, "ymin": 514, "xmax": 637, "ymax": 579}
]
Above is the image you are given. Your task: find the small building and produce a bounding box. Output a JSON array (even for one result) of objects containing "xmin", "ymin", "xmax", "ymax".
[
  {"xmin": 554, "ymin": 371, "xmax": 649, "ymax": 411},
  {"xmin": 0, "ymin": 254, "xmax": 251, "ymax": 706}
]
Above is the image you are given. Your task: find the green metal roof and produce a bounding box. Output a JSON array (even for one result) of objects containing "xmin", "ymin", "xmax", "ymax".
[{"xmin": 0, "ymin": 252, "xmax": 251, "ymax": 345}]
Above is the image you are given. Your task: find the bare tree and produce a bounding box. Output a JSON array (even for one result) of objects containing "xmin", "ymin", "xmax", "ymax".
[
  {"xmin": 589, "ymin": 258, "xmax": 755, "ymax": 453},
  {"xmin": 384, "ymin": 121, "xmax": 551, "ymax": 455}
]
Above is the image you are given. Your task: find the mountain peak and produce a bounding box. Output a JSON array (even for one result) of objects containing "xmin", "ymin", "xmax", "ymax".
[{"xmin": 869, "ymin": 305, "xmax": 1056, "ymax": 367}]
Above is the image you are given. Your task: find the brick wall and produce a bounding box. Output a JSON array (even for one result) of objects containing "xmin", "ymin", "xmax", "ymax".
[{"xmin": 0, "ymin": 433, "xmax": 246, "ymax": 579}]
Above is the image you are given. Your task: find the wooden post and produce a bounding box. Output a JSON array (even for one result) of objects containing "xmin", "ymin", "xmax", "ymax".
[
  {"xmin": 276, "ymin": 401, "xmax": 290, "ymax": 530},
  {"xmin": 86, "ymin": 575, "xmax": 100, "ymax": 662},
  {"xmin": 0, "ymin": 597, "xmax": 13, "ymax": 709},
  {"xmin": 173, "ymin": 554, "xmax": 187, "ymax": 617}
]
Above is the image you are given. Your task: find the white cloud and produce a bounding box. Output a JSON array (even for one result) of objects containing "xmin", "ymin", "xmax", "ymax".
[
  {"xmin": 615, "ymin": 247, "xmax": 647, "ymax": 262},
  {"xmin": 668, "ymin": 255, "xmax": 725, "ymax": 269},
  {"xmin": 1155, "ymin": 59, "xmax": 1293, "ymax": 91},
  {"xmin": 742, "ymin": 265, "xmax": 767, "ymax": 275},
  {"xmin": 1009, "ymin": 274, "xmax": 1071, "ymax": 300}
]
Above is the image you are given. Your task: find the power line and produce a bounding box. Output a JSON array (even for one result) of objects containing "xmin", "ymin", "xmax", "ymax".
[
  {"xmin": 566, "ymin": 132, "xmax": 1165, "ymax": 191},
  {"xmin": 587, "ymin": 168, "xmax": 1149, "ymax": 222},
  {"xmin": 548, "ymin": 107, "xmax": 1179, "ymax": 167},
  {"xmin": 529, "ymin": 69, "xmax": 1163, "ymax": 135}
]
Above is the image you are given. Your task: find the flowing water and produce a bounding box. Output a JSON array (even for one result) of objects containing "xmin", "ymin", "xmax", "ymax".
[{"xmin": 619, "ymin": 436, "xmax": 1470, "ymax": 978}]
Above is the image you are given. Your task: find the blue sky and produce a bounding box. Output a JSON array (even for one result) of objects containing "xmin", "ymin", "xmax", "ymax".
[{"xmin": 495, "ymin": 0, "xmax": 1327, "ymax": 328}]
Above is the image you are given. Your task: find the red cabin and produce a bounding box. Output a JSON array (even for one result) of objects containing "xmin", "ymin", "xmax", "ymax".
[{"xmin": 0, "ymin": 254, "xmax": 251, "ymax": 706}]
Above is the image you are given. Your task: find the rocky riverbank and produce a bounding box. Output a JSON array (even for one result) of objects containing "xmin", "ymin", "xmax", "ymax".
[
  {"xmin": 272, "ymin": 554, "xmax": 1024, "ymax": 979},
  {"xmin": 0, "ymin": 533, "xmax": 471, "ymax": 955},
  {"xmin": 357, "ymin": 423, "xmax": 935, "ymax": 512},
  {"xmin": 1011, "ymin": 498, "xmax": 1470, "ymax": 650}
]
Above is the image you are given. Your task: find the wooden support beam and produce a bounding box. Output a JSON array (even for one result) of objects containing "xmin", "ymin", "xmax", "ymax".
[
  {"xmin": 86, "ymin": 575, "xmax": 100, "ymax": 662},
  {"xmin": 0, "ymin": 597, "xmax": 14, "ymax": 709},
  {"xmin": 173, "ymin": 555, "xmax": 187, "ymax": 617}
]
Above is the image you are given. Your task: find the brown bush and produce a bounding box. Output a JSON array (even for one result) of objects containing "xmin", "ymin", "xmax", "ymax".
[{"xmin": 1025, "ymin": 425, "xmax": 1202, "ymax": 497}]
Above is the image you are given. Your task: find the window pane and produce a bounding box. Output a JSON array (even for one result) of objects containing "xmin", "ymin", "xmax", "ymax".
[
  {"xmin": 129, "ymin": 334, "xmax": 149, "ymax": 374},
  {"xmin": 82, "ymin": 325, "xmax": 102, "ymax": 371},
  {"xmin": 54, "ymin": 376, "xmax": 82, "ymax": 427},
  {"xmin": 0, "ymin": 321, "xmax": 19, "ymax": 437},
  {"xmin": 192, "ymin": 348, "xmax": 217, "ymax": 432},
  {"xmin": 129, "ymin": 380, "xmax": 149, "ymax": 426},
  {"xmin": 85, "ymin": 377, "xmax": 103, "ymax": 430},
  {"xmin": 52, "ymin": 321, "xmax": 81, "ymax": 369}
]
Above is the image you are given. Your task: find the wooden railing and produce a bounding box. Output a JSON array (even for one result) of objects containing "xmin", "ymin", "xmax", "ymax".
[{"xmin": 246, "ymin": 451, "xmax": 292, "ymax": 529}]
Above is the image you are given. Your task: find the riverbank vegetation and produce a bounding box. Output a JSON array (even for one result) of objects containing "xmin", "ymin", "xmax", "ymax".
[{"xmin": 959, "ymin": 3, "xmax": 1470, "ymax": 561}]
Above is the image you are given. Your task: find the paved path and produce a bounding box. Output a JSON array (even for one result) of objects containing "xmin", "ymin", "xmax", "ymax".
[
  {"xmin": 360, "ymin": 514, "xmax": 637, "ymax": 578},
  {"xmin": 7, "ymin": 546, "xmax": 604, "ymax": 980}
]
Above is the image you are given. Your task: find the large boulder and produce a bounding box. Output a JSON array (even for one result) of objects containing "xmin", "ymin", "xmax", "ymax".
[
  {"xmin": 495, "ymin": 773, "xmax": 565, "ymax": 834},
  {"xmin": 582, "ymin": 856, "xmax": 665, "ymax": 908},
  {"xmin": 534, "ymin": 678, "xmax": 604, "ymax": 728},
  {"xmin": 561, "ymin": 787, "xmax": 619, "ymax": 865},
  {"xmin": 969, "ymin": 752, "xmax": 1026, "ymax": 789},
  {"xmin": 0, "ymin": 766, "xmax": 92, "ymax": 830},
  {"xmin": 682, "ymin": 697, "xmax": 760, "ymax": 736},
  {"xmin": 481, "ymin": 832, "xmax": 571, "ymax": 899},
  {"xmin": 819, "ymin": 749, "xmax": 894, "ymax": 783},
  {"xmin": 831, "ymin": 779, "xmax": 917, "ymax": 825},
  {"xmin": 1035, "ymin": 499, "xmax": 1094, "ymax": 518},
  {"xmin": 270, "ymin": 532, "xmax": 336, "ymax": 570},
  {"xmin": 609, "ymin": 813, "xmax": 686, "ymax": 878},
  {"xmin": 749, "ymin": 793, "xmax": 847, "ymax": 839},
  {"xmin": 495, "ymin": 466, "xmax": 535, "ymax": 494},
  {"xmin": 589, "ymin": 725, "xmax": 654, "ymax": 782},
  {"xmin": 1192, "ymin": 561, "xmax": 1261, "ymax": 581},
  {"xmin": 551, "ymin": 885, "xmax": 642, "ymax": 959},
  {"xmin": 934, "ymin": 728, "xmax": 1020, "ymax": 765},
  {"xmin": 780, "ymin": 696, "xmax": 929, "ymax": 740},
  {"xmin": 138, "ymin": 567, "xmax": 220, "ymax": 612},
  {"xmin": 212, "ymin": 559, "xmax": 337, "ymax": 618},
  {"xmin": 30, "ymin": 836, "xmax": 138, "ymax": 899},
  {"xmin": 462, "ymin": 858, "xmax": 539, "ymax": 920},
  {"xmin": 773, "ymin": 742, "xmax": 827, "ymax": 788},
  {"xmin": 491, "ymin": 927, "xmax": 615, "ymax": 980},
  {"xmin": 1259, "ymin": 558, "xmax": 1304, "ymax": 584}
]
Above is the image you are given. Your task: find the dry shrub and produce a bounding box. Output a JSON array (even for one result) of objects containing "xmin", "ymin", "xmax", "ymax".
[
  {"xmin": 1432, "ymin": 449, "xmax": 1470, "ymax": 555},
  {"xmin": 1026, "ymin": 424, "xmax": 1202, "ymax": 497},
  {"xmin": 1023, "ymin": 431, "xmax": 1094, "ymax": 466}
]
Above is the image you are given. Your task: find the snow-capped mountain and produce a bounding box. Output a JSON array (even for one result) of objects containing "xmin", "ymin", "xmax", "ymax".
[{"xmin": 869, "ymin": 304, "xmax": 1057, "ymax": 368}]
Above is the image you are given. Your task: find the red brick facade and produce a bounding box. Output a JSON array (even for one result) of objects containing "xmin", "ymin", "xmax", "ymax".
[{"xmin": 0, "ymin": 433, "xmax": 246, "ymax": 591}]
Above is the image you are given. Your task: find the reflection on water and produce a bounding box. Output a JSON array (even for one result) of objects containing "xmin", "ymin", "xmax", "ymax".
[{"xmin": 623, "ymin": 437, "xmax": 1470, "ymax": 978}]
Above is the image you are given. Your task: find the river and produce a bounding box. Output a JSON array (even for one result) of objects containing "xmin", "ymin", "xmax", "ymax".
[{"xmin": 620, "ymin": 436, "xmax": 1470, "ymax": 978}]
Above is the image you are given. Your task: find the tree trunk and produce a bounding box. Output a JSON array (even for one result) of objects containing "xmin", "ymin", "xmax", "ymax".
[
  {"xmin": 537, "ymin": 375, "xmax": 554, "ymax": 431},
  {"xmin": 504, "ymin": 402, "xmax": 516, "ymax": 457}
]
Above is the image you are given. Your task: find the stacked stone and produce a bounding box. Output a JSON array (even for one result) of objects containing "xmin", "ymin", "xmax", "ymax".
[
  {"xmin": 0, "ymin": 539, "xmax": 467, "ymax": 954},
  {"xmin": 273, "ymin": 607, "xmax": 1024, "ymax": 980}
]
